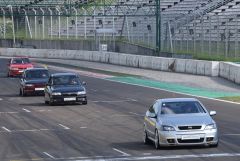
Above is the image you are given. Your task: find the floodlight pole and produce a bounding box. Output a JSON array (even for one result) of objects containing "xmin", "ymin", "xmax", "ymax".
[
  {"xmin": 48, "ymin": 8, "xmax": 53, "ymax": 39},
  {"xmin": 1, "ymin": 8, "xmax": 6, "ymax": 39},
  {"xmin": 23, "ymin": 9, "xmax": 32, "ymax": 39},
  {"xmin": 7, "ymin": 5, "xmax": 15, "ymax": 47},
  {"xmin": 32, "ymin": 8, "xmax": 37, "ymax": 38},
  {"xmin": 72, "ymin": 7, "xmax": 78, "ymax": 39},
  {"xmin": 56, "ymin": 8, "xmax": 61, "ymax": 39},
  {"xmin": 40, "ymin": 8, "xmax": 45, "ymax": 39}
]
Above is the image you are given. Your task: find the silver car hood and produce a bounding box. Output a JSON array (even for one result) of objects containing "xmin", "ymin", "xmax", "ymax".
[{"xmin": 159, "ymin": 113, "xmax": 214, "ymax": 126}]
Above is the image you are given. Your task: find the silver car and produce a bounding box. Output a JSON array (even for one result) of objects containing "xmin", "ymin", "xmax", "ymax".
[{"xmin": 143, "ymin": 98, "xmax": 218, "ymax": 149}]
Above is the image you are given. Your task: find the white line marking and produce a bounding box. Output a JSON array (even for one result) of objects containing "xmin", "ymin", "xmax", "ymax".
[
  {"xmin": 129, "ymin": 112, "xmax": 144, "ymax": 116},
  {"xmin": 222, "ymin": 134, "xmax": 240, "ymax": 136},
  {"xmin": 2, "ymin": 126, "xmax": 11, "ymax": 132},
  {"xmin": 70, "ymin": 153, "xmax": 240, "ymax": 161},
  {"xmin": 43, "ymin": 152, "xmax": 55, "ymax": 159},
  {"xmin": 22, "ymin": 108, "xmax": 31, "ymax": 113},
  {"xmin": 92, "ymin": 99, "xmax": 137, "ymax": 103},
  {"xmin": 113, "ymin": 148, "xmax": 130, "ymax": 156},
  {"xmin": 59, "ymin": 124, "xmax": 70, "ymax": 130},
  {"xmin": 0, "ymin": 98, "xmax": 2, "ymax": 101},
  {"xmin": 80, "ymin": 127, "xmax": 87, "ymax": 129},
  {"xmin": 143, "ymin": 153, "xmax": 152, "ymax": 156},
  {"xmin": 0, "ymin": 111, "xmax": 19, "ymax": 114}
]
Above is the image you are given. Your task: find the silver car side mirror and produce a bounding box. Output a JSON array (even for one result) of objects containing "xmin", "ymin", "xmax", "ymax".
[{"xmin": 209, "ymin": 111, "xmax": 216, "ymax": 116}]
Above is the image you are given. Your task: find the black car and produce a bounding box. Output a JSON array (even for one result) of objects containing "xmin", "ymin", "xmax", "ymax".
[
  {"xmin": 19, "ymin": 68, "xmax": 49, "ymax": 96},
  {"xmin": 44, "ymin": 73, "xmax": 87, "ymax": 105}
]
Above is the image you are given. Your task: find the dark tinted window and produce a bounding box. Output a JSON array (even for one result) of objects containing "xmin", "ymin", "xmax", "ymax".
[
  {"xmin": 52, "ymin": 75, "xmax": 80, "ymax": 85},
  {"xmin": 26, "ymin": 70, "xmax": 49, "ymax": 79},
  {"xmin": 12, "ymin": 58, "xmax": 30, "ymax": 64},
  {"xmin": 161, "ymin": 101, "xmax": 206, "ymax": 115}
]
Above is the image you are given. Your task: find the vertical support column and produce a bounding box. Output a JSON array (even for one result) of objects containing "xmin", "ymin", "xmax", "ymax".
[
  {"xmin": 1, "ymin": 8, "xmax": 6, "ymax": 39},
  {"xmin": 48, "ymin": 8, "xmax": 53, "ymax": 39},
  {"xmin": 40, "ymin": 8, "xmax": 45, "ymax": 39},
  {"xmin": 56, "ymin": 8, "xmax": 61, "ymax": 39},
  {"xmin": 155, "ymin": 0, "xmax": 161, "ymax": 55},
  {"xmin": 32, "ymin": 8, "xmax": 37, "ymax": 39},
  {"xmin": 82, "ymin": 7, "xmax": 87, "ymax": 39},
  {"xmin": 7, "ymin": 5, "xmax": 16, "ymax": 46},
  {"xmin": 73, "ymin": 7, "xmax": 78, "ymax": 39},
  {"xmin": 65, "ymin": 9, "xmax": 69, "ymax": 39}
]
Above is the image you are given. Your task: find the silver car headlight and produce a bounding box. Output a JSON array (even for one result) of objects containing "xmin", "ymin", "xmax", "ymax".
[
  {"xmin": 77, "ymin": 91, "xmax": 86, "ymax": 95},
  {"xmin": 204, "ymin": 124, "xmax": 216, "ymax": 130},
  {"xmin": 162, "ymin": 125, "xmax": 175, "ymax": 131},
  {"xmin": 52, "ymin": 92, "xmax": 61, "ymax": 96}
]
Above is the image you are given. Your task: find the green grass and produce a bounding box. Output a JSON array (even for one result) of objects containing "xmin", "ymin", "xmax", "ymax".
[{"xmin": 220, "ymin": 96, "xmax": 240, "ymax": 103}]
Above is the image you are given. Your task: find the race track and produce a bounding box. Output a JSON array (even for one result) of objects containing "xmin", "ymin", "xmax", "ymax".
[{"xmin": 0, "ymin": 58, "xmax": 240, "ymax": 161}]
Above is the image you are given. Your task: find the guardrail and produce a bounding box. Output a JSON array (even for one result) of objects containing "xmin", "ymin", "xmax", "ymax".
[{"xmin": 0, "ymin": 48, "xmax": 239, "ymax": 84}]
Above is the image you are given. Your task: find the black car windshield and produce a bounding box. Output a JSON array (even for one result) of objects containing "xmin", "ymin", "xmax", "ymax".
[
  {"xmin": 52, "ymin": 75, "xmax": 80, "ymax": 86},
  {"xmin": 161, "ymin": 101, "xmax": 206, "ymax": 115},
  {"xmin": 12, "ymin": 58, "xmax": 30, "ymax": 64},
  {"xmin": 26, "ymin": 70, "xmax": 49, "ymax": 79}
]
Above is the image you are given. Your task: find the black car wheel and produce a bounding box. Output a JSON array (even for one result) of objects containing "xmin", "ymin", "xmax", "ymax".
[
  {"xmin": 49, "ymin": 98, "xmax": 54, "ymax": 106},
  {"xmin": 82, "ymin": 100, "xmax": 87, "ymax": 105},
  {"xmin": 154, "ymin": 130, "xmax": 160, "ymax": 149},
  {"xmin": 143, "ymin": 128, "xmax": 150, "ymax": 144},
  {"xmin": 21, "ymin": 88, "xmax": 26, "ymax": 97}
]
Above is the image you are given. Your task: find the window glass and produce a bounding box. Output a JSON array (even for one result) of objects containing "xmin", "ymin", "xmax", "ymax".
[
  {"xmin": 26, "ymin": 70, "xmax": 49, "ymax": 79},
  {"xmin": 52, "ymin": 75, "xmax": 80, "ymax": 86},
  {"xmin": 161, "ymin": 101, "xmax": 206, "ymax": 115}
]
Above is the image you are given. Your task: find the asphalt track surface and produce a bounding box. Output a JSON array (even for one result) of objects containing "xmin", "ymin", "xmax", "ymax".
[{"xmin": 0, "ymin": 58, "xmax": 240, "ymax": 161}]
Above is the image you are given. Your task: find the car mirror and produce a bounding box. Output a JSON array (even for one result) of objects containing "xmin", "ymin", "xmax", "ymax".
[
  {"xmin": 82, "ymin": 81, "xmax": 86, "ymax": 85},
  {"xmin": 209, "ymin": 111, "xmax": 216, "ymax": 116},
  {"xmin": 148, "ymin": 112, "xmax": 157, "ymax": 119}
]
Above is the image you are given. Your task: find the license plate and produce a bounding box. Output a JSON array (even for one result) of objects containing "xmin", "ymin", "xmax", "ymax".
[
  {"xmin": 181, "ymin": 135, "xmax": 200, "ymax": 140},
  {"xmin": 64, "ymin": 97, "xmax": 76, "ymax": 101},
  {"xmin": 35, "ymin": 88, "xmax": 44, "ymax": 91}
]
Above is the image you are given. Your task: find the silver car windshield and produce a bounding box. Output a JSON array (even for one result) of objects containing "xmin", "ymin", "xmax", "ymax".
[{"xmin": 161, "ymin": 101, "xmax": 206, "ymax": 115}]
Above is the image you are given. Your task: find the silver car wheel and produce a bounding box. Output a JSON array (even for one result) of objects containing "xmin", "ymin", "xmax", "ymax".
[{"xmin": 154, "ymin": 130, "xmax": 160, "ymax": 149}]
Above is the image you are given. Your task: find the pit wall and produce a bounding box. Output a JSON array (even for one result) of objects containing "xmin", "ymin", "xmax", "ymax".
[{"xmin": 0, "ymin": 48, "xmax": 239, "ymax": 84}]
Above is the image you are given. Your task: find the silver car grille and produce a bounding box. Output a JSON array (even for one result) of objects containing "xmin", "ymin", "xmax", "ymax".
[{"xmin": 178, "ymin": 126, "xmax": 202, "ymax": 130}]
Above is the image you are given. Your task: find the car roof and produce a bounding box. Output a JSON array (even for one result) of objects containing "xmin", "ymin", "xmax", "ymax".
[
  {"xmin": 24, "ymin": 68, "xmax": 48, "ymax": 72},
  {"xmin": 157, "ymin": 98, "xmax": 199, "ymax": 103},
  {"xmin": 51, "ymin": 73, "xmax": 77, "ymax": 77}
]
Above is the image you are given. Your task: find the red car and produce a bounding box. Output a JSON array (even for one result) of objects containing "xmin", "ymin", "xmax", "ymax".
[{"xmin": 8, "ymin": 57, "xmax": 34, "ymax": 77}]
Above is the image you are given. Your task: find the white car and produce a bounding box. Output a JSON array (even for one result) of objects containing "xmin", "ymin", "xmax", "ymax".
[{"xmin": 143, "ymin": 98, "xmax": 218, "ymax": 149}]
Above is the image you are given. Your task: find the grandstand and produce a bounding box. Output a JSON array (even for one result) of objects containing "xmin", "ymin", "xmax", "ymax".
[{"xmin": 0, "ymin": 0, "xmax": 240, "ymax": 58}]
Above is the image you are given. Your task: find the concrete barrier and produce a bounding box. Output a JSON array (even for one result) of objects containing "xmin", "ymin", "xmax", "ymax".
[
  {"xmin": 109, "ymin": 52, "xmax": 119, "ymax": 65},
  {"xmin": 118, "ymin": 53, "xmax": 127, "ymax": 66},
  {"xmin": 219, "ymin": 62, "xmax": 230, "ymax": 79},
  {"xmin": 126, "ymin": 54, "xmax": 139, "ymax": 67},
  {"xmin": 2, "ymin": 47, "xmax": 240, "ymax": 84},
  {"xmin": 174, "ymin": 59, "xmax": 186, "ymax": 73},
  {"xmin": 205, "ymin": 61, "xmax": 219, "ymax": 77},
  {"xmin": 186, "ymin": 60, "xmax": 197, "ymax": 74},
  {"xmin": 151, "ymin": 57, "xmax": 162, "ymax": 70},
  {"xmin": 139, "ymin": 56, "xmax": 153, "ymax": 69}
]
